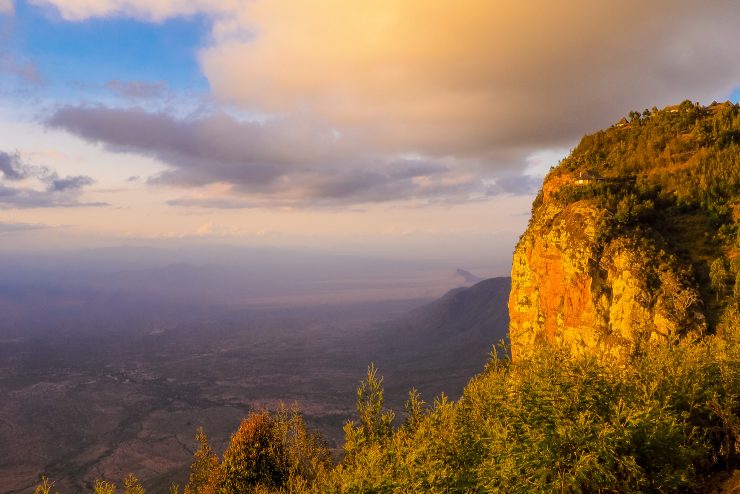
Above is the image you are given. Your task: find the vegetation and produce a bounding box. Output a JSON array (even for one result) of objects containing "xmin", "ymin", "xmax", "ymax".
[
  {"xmin": 180, "ymin": 405, "xmax": 332, "ymax": 494},
  {"xmin": 546, "ymin": 101, "xmax": 740, "ymax": 331}
]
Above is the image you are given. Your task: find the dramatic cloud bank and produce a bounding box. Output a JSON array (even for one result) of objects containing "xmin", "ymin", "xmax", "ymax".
[
  {"xmin": 202, "ymin": 1, "xmax": 740, "ymax": 156},
  {"xmin": 0, "ymin": 0, "xmax": 740, "ymax": 213},
  {"xmin": 33, "ymin": 1, "xmax": 740, "ymax": 147},
  {"xmin": 21, "ymin": 1, "xmax": 740, "ymax": 207}
]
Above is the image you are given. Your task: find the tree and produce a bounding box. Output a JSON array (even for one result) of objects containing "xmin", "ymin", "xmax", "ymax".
[
  {"xmin": 710, "ymin": 257, "xmax": 730, "ymax": 301},
  {"xmin": 123, "ymin": 474, "xmax": 145, "ymax": 494},
  {"xmin": 219, "ymin": 412, "xmax": 285, "ymax": 493},
  {"xmin": 403, "ymin": 388, "xmax": 426, "ymax": 432},
  {"xmin": 184, "ymin": 428, "xmax": 219, "ymax": 494},
  {"xmin": 92, "ymin": 480, "xmax": 117, "ymax": 494},
  {"xmin": 180, "ymin": 408, "xmax": 330, "ymax": 494},
  {"xmin": 33, "ymin": 477, "xmax": 58, "ymax": 494},
  {"xmin": 355, "ymin": 363, "xmax": 395, "ymax": 443},
  {"xmin": 343, "ymin": 364, "xmax": 396, "ymax": 458},
  {"xmin": 271, "ymin": 404, "xmax": 332, "ymax": 488}
]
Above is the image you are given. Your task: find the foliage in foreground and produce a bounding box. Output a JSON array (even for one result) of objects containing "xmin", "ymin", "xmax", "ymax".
[
  {"xmin": 44, "ymin": 328, "xmax": 738, "ymax": 493},
  {"xmin": 319, "ymin": 333, "xmax": 738, "ymax": 494}
]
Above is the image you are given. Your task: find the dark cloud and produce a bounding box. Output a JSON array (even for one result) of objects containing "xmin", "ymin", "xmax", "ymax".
[
  {"xmin": 0, "ymin": 151, "xmax": 26, "ymax": 180},
  {"xmin": 0, "ymin": 183, "xmax": 105, "ymax": 208},
  {"xmin": 48, "ymin": 175, "xmax": 94, "ymax": 192},
  {"xmin": 0, "ymin": 151, "xmax": 102, "ymax": 209},
  {"xmin": 47, "ymin": 106, "xmax": 502, "ymax": 206},
  {"xmin": 106, "ymin": 80, "xmax": 168, "ymax": 99},
  {"xmin": 47, "ymin": 106, "xmax": 309, "ymax": 186}
]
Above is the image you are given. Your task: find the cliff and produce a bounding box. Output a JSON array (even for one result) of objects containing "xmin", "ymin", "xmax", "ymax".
[{"xmin": 509, "ymin": 101, "xmax": 740, "ymax": 360}]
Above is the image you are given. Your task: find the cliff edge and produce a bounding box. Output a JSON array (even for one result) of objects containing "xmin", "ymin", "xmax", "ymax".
[{"xmin": 509, "ymin": 101, "xmax": 740, "ymax": 359}]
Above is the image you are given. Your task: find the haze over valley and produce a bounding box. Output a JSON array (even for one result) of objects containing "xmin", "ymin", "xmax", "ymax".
[{"xmin": 0, "ymin": 247, "xmax": 510, "ymax": 492}]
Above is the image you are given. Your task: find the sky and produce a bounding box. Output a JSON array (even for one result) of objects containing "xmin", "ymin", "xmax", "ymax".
[{"xmin": 1, "ymin": 0, "xmax": 739, "ymax": 271}]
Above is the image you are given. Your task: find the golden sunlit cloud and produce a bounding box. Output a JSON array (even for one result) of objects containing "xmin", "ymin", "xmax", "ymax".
[
  {"xmin": 32, "ymin": 0, "xmax": 740, "ymax": 160},
  {"xmin": 200, "ymin": 0, "xmax": 740, "ymax": 156}
]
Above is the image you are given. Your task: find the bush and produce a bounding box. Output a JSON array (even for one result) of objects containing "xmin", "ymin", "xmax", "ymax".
[
  {"xmin": 185, "ymin": 405, "xmax": 331, "ymax": 494},
  {"xmin": 319, "ymin": 332, "xmax": 739, "ymax": 493}
]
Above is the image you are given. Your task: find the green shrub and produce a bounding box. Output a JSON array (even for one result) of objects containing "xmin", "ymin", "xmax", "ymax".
[{"xmin": 317, "ymin": 331, "xmax": 738, "ymax": 493}]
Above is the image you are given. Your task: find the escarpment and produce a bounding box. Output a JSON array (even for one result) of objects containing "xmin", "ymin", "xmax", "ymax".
[{"xmin": 509, "ymin": 101, "xmax": 740, "ymax": 360}]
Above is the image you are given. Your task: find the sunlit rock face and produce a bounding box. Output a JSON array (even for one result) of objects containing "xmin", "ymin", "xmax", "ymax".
[{"xmin": 509, "ymin": 178, "xmax": 705, "ymax": 361}]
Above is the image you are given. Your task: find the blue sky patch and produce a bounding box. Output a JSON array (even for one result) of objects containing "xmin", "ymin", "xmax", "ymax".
[
  {"xmin": 7, "ymin": 1, "xmax": 211, "ymax": 97},
  {"xmin": 730, "ymin": 87, "xmax": 740, "ymax": 104}
]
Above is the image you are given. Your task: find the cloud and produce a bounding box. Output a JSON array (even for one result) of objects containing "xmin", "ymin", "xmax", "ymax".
[
  {"xmin": 0, "ymin": 22, "xmax": 42, "ymax": 84},
  {"xmin": 485, "ymin": 174, "xmax": 543, "ymax": 197},
  {"xmin": 0, "ymin": 58, "xmax": 42, "ymax": 83},
  {"xmin": 106, "ymin": 80, "xmax": 168, "ymax": 99},
  {"xmin": 0, "ymin": 151, "xmax": 103, "ymax": 208},
  {"xmin": 33, "ymin": 1, "xmax": 740, "ymax": 209},
  {"xmin": 0, "ymin": 221, "xmax": 50, "ymax": 234},
  {"xmin": 47, "ymin": 106, "xmax": 332, "ymax": 186},
  {"xmin": 166, "ymin": 196, "xmax": 257, "ymax": 209},
  {"xmin": 48, "ymin": 174, "xmax": 94, "ymax": 192},
  {"xmin": 0, "ymin": 151, "xmax": 26, "ymax": 180},
  {"xmin": 28, "ymin": 0, "xmax": 235, "ymax": 21},
  {"xmin": 0, "ymin": 0, "xmax": 12, "ymax": 15},
  {"xmin": 198, "ymin": 0, "xmax": 740, "ymax": 157},
  {"xmin": 48, "ymin": 105, "xmax": 502, "ymax": 206},
  {"xmin": 34, "ymin": 2, "xmax": 740, "ymax": 158},
  {"xmin": 0, "ymin": 183, "xmax": 106, "ymax": 208}
]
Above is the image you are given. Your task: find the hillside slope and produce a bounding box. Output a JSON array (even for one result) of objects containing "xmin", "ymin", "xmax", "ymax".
[
  {"xmin": 397, "ymin": 277, "xmax": 510, "ymax": 343},
  {"xmin": 367, "ymin": 277, "xmax": 510, "ymax": 404},
  {"xmin": 510, "ymin": 101, "xmax": 740, "ymax": 359}
]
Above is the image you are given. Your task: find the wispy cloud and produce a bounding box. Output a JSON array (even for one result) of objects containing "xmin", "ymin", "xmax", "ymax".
[
  {"xmin": 0, "ymin": 0, "xmax": 13, "ymax": 15},
  {"xmin": 0, "ymin": 57, "xmax": 42, "ymax": 83},
  {"xmin": 0, "ymin": 221, "xmax": 50, "ymax": 234},
  {"xmin": 0, "ymin": 151, "xmax": 105, "ymax": 208},
  {"xmin": 106, "ymin": 80, "xmax": 168, "ymax": 99}
]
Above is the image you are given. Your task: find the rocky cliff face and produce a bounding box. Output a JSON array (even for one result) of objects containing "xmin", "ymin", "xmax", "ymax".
[
  {"xmin": 506, "ymin": 101, "xmax": 740, "ymax": 360},
  {"xmin": 509, "ymin": 194, "xmax": 705, "ymax": 360}
]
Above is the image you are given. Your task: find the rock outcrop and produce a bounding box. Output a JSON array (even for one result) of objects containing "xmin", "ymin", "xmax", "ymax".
[
  {"xmin": 509, "ymin": 195, "xmax": 705, "ymax": 360},
  {"xmin": 506, "ymin": 101, "xmax": 740, "ymax": 360}
]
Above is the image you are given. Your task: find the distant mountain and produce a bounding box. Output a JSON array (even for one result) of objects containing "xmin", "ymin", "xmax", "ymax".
[{"xmin": 455, "ymin": 268, "xmax": 484, "ymax": 285}]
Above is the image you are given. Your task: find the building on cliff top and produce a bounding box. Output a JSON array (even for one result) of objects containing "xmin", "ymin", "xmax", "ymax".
[{"xmin": 575, "ymin": 170, "xmax": 604, "ymax": 185}]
